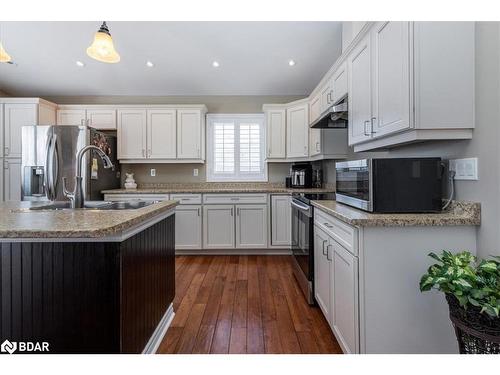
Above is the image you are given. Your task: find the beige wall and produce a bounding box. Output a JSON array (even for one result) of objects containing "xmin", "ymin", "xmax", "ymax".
[
  {"xmin": 323, "ymin": 22, "xmax": 500, "ymax": 259},
  {"xmin": 45, "ymin": 96, "xmax": 303, "ymax": 185}
]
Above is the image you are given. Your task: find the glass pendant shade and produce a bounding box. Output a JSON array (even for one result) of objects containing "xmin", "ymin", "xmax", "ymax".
[
  {"xmin": 86, "ymin": 22, "xmax": 120, "ymax": 63},
  {"xmin": 0, "ymin": 42, "xmax": 12, "ymax": 63}
]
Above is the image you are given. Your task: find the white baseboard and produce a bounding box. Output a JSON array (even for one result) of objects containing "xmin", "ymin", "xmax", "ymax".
[
  {"xmin": 176, "ymin": 248, "xmax": 292, "ymax": 256},
  {"xmin": 142, "ymin": 303, "xmax": 175, "ymax": 354}
]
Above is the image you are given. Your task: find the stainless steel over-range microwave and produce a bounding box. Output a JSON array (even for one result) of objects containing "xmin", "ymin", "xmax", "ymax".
[{"xmin": 335, "ymin": 158, "xmax": 443, "ymax": 213}]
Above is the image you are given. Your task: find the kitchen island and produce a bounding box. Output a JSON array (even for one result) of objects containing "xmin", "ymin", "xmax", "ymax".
[{"xmin": 0, "ymin": 200, "xmax": 178, "ymax": 353}]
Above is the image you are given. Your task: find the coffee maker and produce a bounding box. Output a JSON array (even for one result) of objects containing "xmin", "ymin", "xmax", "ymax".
[{"xmin": 290, "ymin": 162, "xmax": 313, "ymax": 188}]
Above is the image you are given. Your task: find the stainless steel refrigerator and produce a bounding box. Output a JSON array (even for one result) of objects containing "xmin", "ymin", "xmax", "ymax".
[{"xmin": 21, "ymin": 125, "xmax": 121, "ymax": 202}]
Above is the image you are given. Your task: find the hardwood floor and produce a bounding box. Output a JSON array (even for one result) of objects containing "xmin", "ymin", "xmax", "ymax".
[{"xmin": 158, "ymin": 255, "xmax": 342, "ymax": 354}]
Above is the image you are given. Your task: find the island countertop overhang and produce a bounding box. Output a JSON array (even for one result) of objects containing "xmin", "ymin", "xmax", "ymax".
[{"xmin": 0, "ymin": 200, "xmax": 179, "ymax": 241}]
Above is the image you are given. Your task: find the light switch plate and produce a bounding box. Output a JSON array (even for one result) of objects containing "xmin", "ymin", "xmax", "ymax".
[
  {"xmin": 193, "ymin": 168, "xmax": 199, "ymax": 177},
  {"xmin": 449, "ymin": 158, "xmax": 478, "ymax": 180},
  {"xmin": 150, "ymin": 168, "xmax": 156, "ymax": 177}
]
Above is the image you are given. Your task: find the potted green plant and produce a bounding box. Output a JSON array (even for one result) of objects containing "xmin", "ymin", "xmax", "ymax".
[{"xmin": 420, "ymin": 251, "xmax": 500, "ymax": 354}]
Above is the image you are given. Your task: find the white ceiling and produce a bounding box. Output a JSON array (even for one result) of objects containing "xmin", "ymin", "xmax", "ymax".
[{"xmin": 0, "ymin": 21, "xmax": 342, "ymax": 97}]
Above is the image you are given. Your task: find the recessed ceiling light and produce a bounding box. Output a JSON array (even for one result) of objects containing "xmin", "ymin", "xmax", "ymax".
[
  {"xmin": 76, "ymin": 61, "xmax": 85, "ymax": 67},
  {"xmin": 146, "ymin": 61, "xmax": 154, "ymax": 68},
  {"xmin": 212, "ymin": 61, "xmax": 220, "ymax": 68},
  {"xmin": 288, "ymin": 59, "xmax": 296, "ymax": 66}
]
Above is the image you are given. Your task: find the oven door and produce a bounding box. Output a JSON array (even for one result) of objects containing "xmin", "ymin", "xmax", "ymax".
[
  {"xmin": 335, "ymin": 159, "xmax": 372, "ymax": 211},
  {"xmin": 291, "ymin": 198, "xmax": 313, "ymax": 280}
]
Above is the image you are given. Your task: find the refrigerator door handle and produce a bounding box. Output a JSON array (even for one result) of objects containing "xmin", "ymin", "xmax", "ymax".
[{"xmin": 46, "ymin": 134, "xmax": 59, "ymax": 200}]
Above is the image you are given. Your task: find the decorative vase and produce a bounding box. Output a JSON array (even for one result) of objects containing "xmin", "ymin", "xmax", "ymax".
[{"xmin": 124, "ymin": 173, "xmax": 137, "ymax": 189}]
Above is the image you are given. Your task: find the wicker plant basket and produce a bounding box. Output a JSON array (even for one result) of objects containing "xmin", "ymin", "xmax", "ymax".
[{"xmin": 446, "ymin": 294, "xmax": 500, "ymax": 354}]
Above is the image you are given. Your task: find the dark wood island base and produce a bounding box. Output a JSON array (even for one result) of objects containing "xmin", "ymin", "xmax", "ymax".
[{"xmin": 0, "ymin": 213, "xmax": 176, "ymax": 354}]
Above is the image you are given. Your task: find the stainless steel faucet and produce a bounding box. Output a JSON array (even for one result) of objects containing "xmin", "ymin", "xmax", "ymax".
[{"xmin": 62, "ymin": 145, "xmax": 114, "ymax": 208}]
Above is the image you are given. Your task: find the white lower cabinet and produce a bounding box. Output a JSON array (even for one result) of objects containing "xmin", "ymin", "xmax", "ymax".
[
  {"xmin": 314, "ymin": 213, "xmax": 360, "ymax": 354},
  {"xmin": 4, "ymin": 159, "xmax": 22, "ymax": 201},
  {"xmin": 203, "ymin": 205, "xmax": 235, "ymax": 249},
  {"xmin": 314, "ymin": 227, "xmax": 332, "ymax": 320},
  {"xmin": 270, "ymin": 195, "xmax": 291, "ymax": 247},
  {"xmin": 175, "ymin": 205, "xmax": 202, "ymax": 250},
  {"xmin": 331, "ymin": 240, "xmax": 359, "ymax": 354},
  {"xmin": 0, "ymin": 159, "xmax": 3, "ymax": 201},
  {"xmin": 235, "ymin": 204, "xmax": 268, "ymax": 248}
]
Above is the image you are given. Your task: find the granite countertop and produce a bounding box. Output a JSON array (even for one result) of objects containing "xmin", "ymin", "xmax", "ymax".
[
  {"xmin": 102, "ymin": 182, "xmax": 336, "ymax": 195},
  {"xmin": 0, "ymin": 200, "xmax": 178, "ymax": 239},
  {"xmin": 311, "ymin": 200, "xmax": 481, "ymax": 227}
]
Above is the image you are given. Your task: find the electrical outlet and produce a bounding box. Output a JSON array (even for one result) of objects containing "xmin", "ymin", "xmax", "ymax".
[
  {"xmin": 449, "ymin": 158, "xmax": 478, "ymax": 180},
  {"xmin": 193, "ymin": 168, "xmax": 199, "ymax": 177},
  {"xmin": 150, "ymin": 168, "xmax": 156, "ymax": 177}
]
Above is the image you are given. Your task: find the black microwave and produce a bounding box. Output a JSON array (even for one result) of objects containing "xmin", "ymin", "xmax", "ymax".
[{"xmin": 335, "ymin": 158, "xmax": 443, "ymax": 213}]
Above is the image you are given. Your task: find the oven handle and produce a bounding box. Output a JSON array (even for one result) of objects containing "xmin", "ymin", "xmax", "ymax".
[{"xmin": 291, "ymin": 199, "xmax": 312, "ymax": 216}]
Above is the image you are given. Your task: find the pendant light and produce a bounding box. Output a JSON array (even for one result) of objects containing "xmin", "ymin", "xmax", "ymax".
[
  {"xmin": 86, "ymin": 21, "xmax": 120, "ymax": 63},
  {"xmin": 0, "ymin": 42, "xmax": 12, "ymax": 63},
  {"xmin": 0, "ymin": 23, "xmax": 12, "ymax": 64}
]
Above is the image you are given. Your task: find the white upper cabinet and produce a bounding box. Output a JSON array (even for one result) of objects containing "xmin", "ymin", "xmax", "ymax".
[
  {"xmin": 309, "ymin": 93, "xmax": 322, "ymax": 124},
  {"xmin": 331, "ymin": 62, "xmax": 348, "ymax": 105},
  {"xmin": 57, "ymin": 109, "xmax": 86, "ymax": 126},
  {"xmin": 177, "ymin": 109, "xmax": 202, "ymax": 160},
  {"xmin": 347, "ymin": 33, "xmax": 372, "ymax": 146},
  {"xmin": 57, "ymin": 108, "xmax": 117, "ymax": 129},
  {"xmin": 86, "ymin": 109, "xmax": 116, "ymax": 130},
  {"xmin": 309, "ymin": 128, "xmax": 322, "ymax": 156},
  {"xmin": 117, "ymin": 109, "xmax": 147, "ymax": 159},
  {"xmin": 265, "ymin": 107, "xmax": 286, "ymax": 159},
  {"xmin": 345, "ymin": 21, "xmax": 474, "ymax": 151},
  {"xmin": 320, "ymin": 81, "xmax": 333, "ymax": 112},
  {"xmin": 286, "ymin": 102, "xmax": 309, "ymax": 158},
  {"xmin": 147, "ymin": 109, "xmax": 176, "ymax": 159},
  {"xmin": 371, "ymin": 21, "xmax": 411, "ymax": 137},
  {"xmin": 114, "ymin": 105, "xmax": 206, "ymax": 162},
  {"xmin": 4, "ymin": 103, "xmax": 37, "ymax": 158}
]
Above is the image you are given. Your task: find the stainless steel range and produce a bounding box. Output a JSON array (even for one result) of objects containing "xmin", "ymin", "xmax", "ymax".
[{"xmin": 291, "ymin": 192, "xmax": 335, "ymax": 305}]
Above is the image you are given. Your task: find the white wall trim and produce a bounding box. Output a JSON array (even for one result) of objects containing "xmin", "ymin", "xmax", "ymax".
[{"xmin": 142, "ymin": 303, "xmax": 175, "ymax": 354}]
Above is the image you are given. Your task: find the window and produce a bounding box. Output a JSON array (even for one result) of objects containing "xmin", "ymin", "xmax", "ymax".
[{"xmin": 207, "ymin": 114, "xmax": 267, "ymax": 182}]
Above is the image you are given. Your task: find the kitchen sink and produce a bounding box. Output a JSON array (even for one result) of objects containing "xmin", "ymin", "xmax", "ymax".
[{"xmin": 28, "ymin": 200, "xmax": 158, "ymax": 211}]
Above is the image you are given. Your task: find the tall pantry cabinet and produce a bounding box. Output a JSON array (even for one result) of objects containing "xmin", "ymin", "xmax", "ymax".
[{"xmin": 0, "ymin": 98, "xmax": 57, "ymax": 201}]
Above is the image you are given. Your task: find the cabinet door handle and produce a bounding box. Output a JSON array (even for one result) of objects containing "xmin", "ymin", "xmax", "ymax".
[
  {"xmin": 80, "ymin": 119, "xmax": 84, "ymax": 126},
  {"xmin": 316, "ymin": 142, "xmax": 320, "ymax": 152},
  {"xmin": 142, "ymin": 149, "xmax": 145, "ymax": 157},
  {"xmin": 197, "ymin": 208, "xmax": 200, "ymax": 216},
  {"xmin": 231, "ymin": 207, "xmax": 234, "ymax": 216},
  {"xmin": 148, "ymin": 149, "xmax": 151, "ymax": 157},
  {"xmin": 237, "ymin": 208, "xmax": 240, "ymax": 216},
  {"xmin": 322, "ymin": 239, "xmax": 328, "ymax": 256},
  {"xmin": 324, "ymin": 222, "xmax": 333, "ymax": 228},
  {"xmin": 198, "ymin": 148, "xmax": 200, "ymax": 158},
  {"xmin": 364, "ymin": 120, "xmax": 370, "ymax": 136},
  {"xmin": 371, "ymin": 117, "xmax": 377, "ymax": 134},
  {"xmin": 268, "ymin": 148, "xmax": 271, "ymax": 157},
  {"xmin": 4, "ymin": 160, "xmax": 8, "ymax": 169},
  {"xmin": 4, "ymin": 147, "xmax": 9, "ymax": 156},
  {"xmin": 326, "ymin": 244, "xmax": 332, "ymax": 261},
  {"xmin": 303, "ymin": 146, "xmax": 307, "ymax": 155}
]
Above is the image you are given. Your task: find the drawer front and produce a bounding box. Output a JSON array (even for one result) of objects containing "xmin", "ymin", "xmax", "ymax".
[
  {"xmin": 314, "ymin": 209, "xmax": 358, "ymax": 255},
  {"xmin": 170, "ymin": 193, "xmax": 202, "ymax": 205},
  {"xmin": 203, "ymin": 193, "xmax": 268, "ymax": 205},
  {"xmin": 103, "ymin": 194, "xmax": 170, "ymax": 202}
]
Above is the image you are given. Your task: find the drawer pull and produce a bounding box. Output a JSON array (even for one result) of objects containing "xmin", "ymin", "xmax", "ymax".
[{"xmin": 322, "ymin": 239, "xmax": 328, "ymax": 255}]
